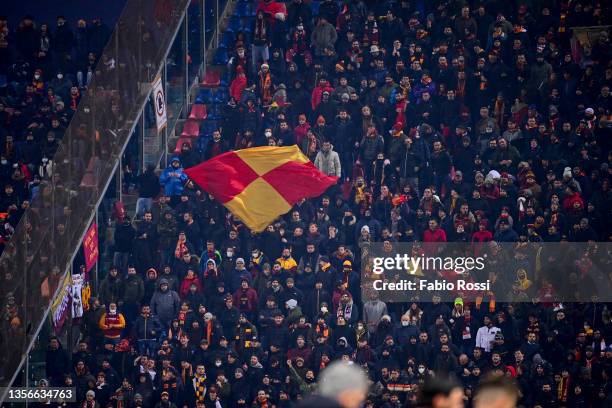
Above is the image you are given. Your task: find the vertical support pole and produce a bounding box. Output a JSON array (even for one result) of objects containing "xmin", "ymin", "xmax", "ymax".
[
  {"xmin": 94, "ymin": 210, "xmax": 99, "ymax": 290},
  {"xmin": 185, "ymin": 12, "xmax": 190, "ymax": 111},
  {"xmin": 164, "ymin": 61, "xmax": 169, "ymax": 168},
  {"xmin": 140, "ymin": 112, "xmax": 146, "ymax": 172},
  {"xmin": 202, "ymin": 0, "xmax": 207, "ymax": 78},
  {"xmin": 118, "ymin": 156, "xmax": 123, "ymax": 203},
  {"xmin": 216, "ymin": 0, "xmax": 219, "ymax": 48}
]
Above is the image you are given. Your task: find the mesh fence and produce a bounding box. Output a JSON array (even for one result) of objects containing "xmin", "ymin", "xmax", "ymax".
[{"xmin": 0, "ymin": 0, "xmax": 190, "ymax": 390}]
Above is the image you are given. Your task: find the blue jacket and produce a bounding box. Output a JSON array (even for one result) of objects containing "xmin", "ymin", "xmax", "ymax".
[{"xmin": 159, "ymin": 159, "xmax": 188, "ymax": 197}]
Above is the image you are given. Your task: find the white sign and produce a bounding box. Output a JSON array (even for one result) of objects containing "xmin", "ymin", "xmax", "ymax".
[{"xmin": 152, "ymin": 75, "xmax": 167, "ymax": 132}]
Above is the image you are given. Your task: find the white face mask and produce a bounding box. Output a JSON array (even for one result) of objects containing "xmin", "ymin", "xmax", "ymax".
[
  {"xmin": 34, "ymin": 74, "xmax": 41, "ymax": 80},
  {"xmin": 418, "ymin": 367, "xmax": 425, "ymax": 374},
  {"xmin": 109, "ymin": 308, "xmax": 117, "ymax": 314},
  {"xmin": 227, "ymin": 250, "xmax": 233, "ymax": 257},
  {"xmin": 57, "ymin": 74, "xmax": 63, "ymax": 79},
  {"xmin": 401, "ymin": 320, "xmax": 410, "ymax": 327},
  {"xmin": 265, "ymin": 131, "xmax": 272, "ymax": 137}
]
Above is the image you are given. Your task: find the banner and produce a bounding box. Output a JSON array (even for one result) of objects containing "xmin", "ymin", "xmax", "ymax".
[
  {"xmin": 152, "ymin": 75, "xmax": 167, "ymax": 132},
  {"xmin": 51, "ymin": 272, "xmax": 72, "ymax": 333},
  {"xmin": 71, "ymin": 273, "xmax": 84, "ymax": 318},
  {"xmin": 83, "ymin": 222, "xmax": 99, "ymax": 273}
]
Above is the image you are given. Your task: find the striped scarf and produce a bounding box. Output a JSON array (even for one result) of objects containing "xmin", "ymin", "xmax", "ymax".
[
  {"xmin": 557, "ymin": 376, "xmax": 570, "ymax": 402},
  {"xmin": 195, "ymin": 374, "xmax": 207, "ymax": 402}
]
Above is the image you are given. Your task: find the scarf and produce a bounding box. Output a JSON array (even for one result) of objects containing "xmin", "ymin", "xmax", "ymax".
[
  {"xmin": 195, "ymin": 374, "xmax": 207, "ymax": 402},
  {"xmin": 557, "ymin": 376, "xmax": 570, "ymax": 402},
  {"xmin": 259, "ymin": 71, "xmax": 272, "ymax": 104},
  {"xmin": 206, "ymin": 320, "xmax": 213, "ymax": 344},
  {"xmin": 175, "ymin": 241, "xmax": 188, "ymax": 258},
  {"xmin": 255, "ymin": 19, "xmax": 267, "ymax": 39},
  {"xmin": 178, "ymin": 310, "xmax": 187, "ymax": 327},
  {"xmin": 181, "ymin": 365, "xmax": 192, "ymax": 384},
  {"xmin": 456, "ymin": 78, "xmax": 466, "ymax": 98},
  {"xmin": 315, "ymin": 324, "xmax": 329, "ymax": 338},
  {"xmin": 462, "ymin": 314, "xmax": 472, "ymax": 339},
  {"xmin": 338, "ymin": 300, "xmax": 353, "ymax": 320}
]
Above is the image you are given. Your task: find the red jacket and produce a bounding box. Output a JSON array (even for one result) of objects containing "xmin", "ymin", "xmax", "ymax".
[
  {"xmin": 423, "ymin": 228, "xmax": 447, "ymax": 242},
  {"xmin": 230, "ymin": 75, "xmax": 247, "ymax": 102},
  {"xmin": 99, "ymin": 312, "xmax": 126, "ymax": 339},
  {"xmin": 562, "ymin": 192, "xmax": 584, "ymax": 211},
  {"xmin": 294, "ymin": 123, "xmax": 311, "ymax": 146},
  {"xmin": 180, "ymin": 275, "xmax": 202, "ymax": 298},
  {"xmin": 233, "ymin": 288, "xmax": 259, "ymax": 313},
  {"xmin": 311, "ymin": 82, "xmax": 334, "ymax": 110}
]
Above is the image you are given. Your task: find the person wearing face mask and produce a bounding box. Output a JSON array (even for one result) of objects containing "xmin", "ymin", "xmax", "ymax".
[
  {"xmin": 50, "ymin": 70, "xmax": 72, "ymax": 99},
  {"xmin": 99, "ymin": 302, "xmax": 126, "ymax": 345},
  {"xmin": 395, "ymin": 313, "xmax": 420, "ymax": 345},
  {"xmin": 229, "ymin": 44, "xmax": 249, "ymax": 79}
]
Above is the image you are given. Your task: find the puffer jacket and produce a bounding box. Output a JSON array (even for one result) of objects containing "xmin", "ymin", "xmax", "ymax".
[
  {"xmin": 150, "ymin": 278, "xmax": 181, "ymax": 325},
  {"xmin": 314, "ymin": 147, "xmax": 341, "ymax": 177}
]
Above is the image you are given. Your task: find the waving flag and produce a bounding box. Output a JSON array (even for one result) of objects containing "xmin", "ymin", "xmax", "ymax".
[{"xmin": 185, "ymin": 145, "xmax": 338, "ymax": 232}]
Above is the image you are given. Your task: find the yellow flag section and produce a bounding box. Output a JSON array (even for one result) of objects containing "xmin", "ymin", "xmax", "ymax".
[
  {"xmin": 185, "ymin": 145, "xmax": 339, "ymax": 232},
  {"xmin": 50, "ymin": 271, "xmax": 72, "ymax": 333}
]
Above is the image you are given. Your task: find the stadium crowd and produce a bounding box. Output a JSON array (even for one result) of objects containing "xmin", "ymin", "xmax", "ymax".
[{"xmin": 1, "ymin": 0, "xmax": 611, "ymax": 407}]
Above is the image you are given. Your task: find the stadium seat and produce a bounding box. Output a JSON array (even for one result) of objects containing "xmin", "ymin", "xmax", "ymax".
[
  {"xmin": 226, "ymin": 16, "xmax": 241, "ymax": 32},
  {"xmin": 174, "ymin": 137, "xmax": 193, "ymax": 153},
  {"xmin": 181, "ymin": 119, "xmax": 201, "ymax": 138},
  {"xmin": 213, "ymin": 48, "xmax": 229, "ymax": 65},
  {"xmin": 235, "ymin": 2, "xmax": 255, "ymax": 17},
  {"xmin": 188, "ymin": 104, "xmax": 208, "ymax": 120},
  {"xmin": 213, "ymin": 87, "xmax": 229, "ymax": 103},
  {"xmin": 195, "ymin": 88, "xmax": 213, "ymax": 104},
  {"xmin": 201, "ymin": 120, "xmax": 218, "ymax": 135},
  {"xmin": 201, "ymin": 70, "xmax": 221, "ymax": 87},
  {"xmin": 207, "ymin": 104, "xmax": 223, "ymax": 120}
]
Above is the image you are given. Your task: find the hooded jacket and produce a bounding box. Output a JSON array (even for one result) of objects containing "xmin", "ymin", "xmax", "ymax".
[
  {"xmin": 159, "ymin": 158, "xmax": 188, "ymax": 197},
  {"xmin": 314, "ymin": 146, "xmax": 341, "ymax": 177},
  {"xmin": 150, "ymin": 278, "xmax": 181, "ymax": 325}
]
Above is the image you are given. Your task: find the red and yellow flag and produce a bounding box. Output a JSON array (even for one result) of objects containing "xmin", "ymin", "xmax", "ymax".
[{"xmin": 185, "ymin": 145, "xmax": 338, "ymax": 232}]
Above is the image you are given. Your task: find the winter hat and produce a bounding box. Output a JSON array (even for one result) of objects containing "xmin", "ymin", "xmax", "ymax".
[
  {"xmin": 563, "ymin": 167, "xmax": 572, "ymax": 178},
  {"xmin": 86, "ymin": 390, "xmax": 95, "ymax": 398},
  {"xmin": 585, "ymin": 107, "xmax": 594, "ymax": 115},
  {"xmin": 286, "ymin": 299, "xmax": 298, "ymax": 310},
  {"xmin": 361, "ymin": 225, "xmax": 370, "ymax": 233},
  {"xmin": 454, "ymin": 298, "xmax": 463, "ymax": 306}
]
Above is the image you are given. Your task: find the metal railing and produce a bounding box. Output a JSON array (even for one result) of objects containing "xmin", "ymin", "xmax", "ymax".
[{"xmin": 0, "ymin": 0, "xmax": 192, "ymax": 400}]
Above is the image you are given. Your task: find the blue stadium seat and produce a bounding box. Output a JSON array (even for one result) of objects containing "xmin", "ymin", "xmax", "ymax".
[
  {"xmin": 235, "ymin": 2, "xmax": 250, "ymax": 17},
  {"xmin": 227, "ymin": 16, "xmax": 241, "ymax": 32},
  {"xmin": 213, "ymin": 48, "xmax": 229, "ymax": 65},
  {"xmin": 213, "ymin": 88, "xmax": 229, "ymax": 103},
  {"xmin": 195, "ymin": 88, "xmax": 213, "ymax": 104},
  {"xmin": 207, "ymin": 104, "xmax": 223, "ymax": 120}
]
